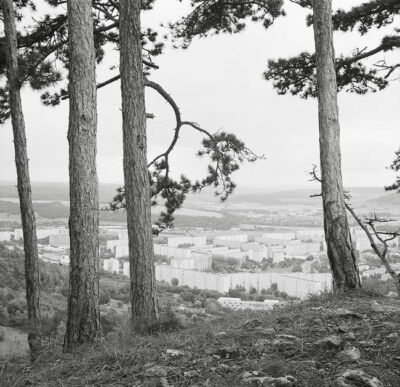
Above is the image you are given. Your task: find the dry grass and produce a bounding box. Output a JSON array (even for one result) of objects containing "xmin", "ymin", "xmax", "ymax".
[{"xmin": 1, "ymin": 291, "xmax": 400, "ymax": 386}]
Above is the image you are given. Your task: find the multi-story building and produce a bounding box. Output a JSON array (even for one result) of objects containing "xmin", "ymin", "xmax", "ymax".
[
  {"xmin": 262, "ymin": 232, "xmax": 296, "ymax": 240},
  {"xmin": 218, "ymin": 297, "xmax": 280, "ymax": 311},
  {"xmin": 106, "ymin": 239, "xmax": 128, "ymax": 251},
  {"xmin": 255, "ymin": 236, "xmax": 294, "ymax": 245},
  {"xmin": 14, "ymin": 228, "xmax": 23, "ymax": 240},
  {"xmin": 14, "ymin": 227, "xmax": 67, "ymax": 241},
  {"xmin": 214, "ymin": 234, "xmax": 248, "ymax": 243},
  {"xmin": 49, "ymin": 233, "xmax": 69, "ymax": 247},
  {"xmin": 171, "ymin": 254, "xmax": 212, "ymax": 271},
  {"xmin": 158, "ymin": 265, "xmax": 232, "ymax": 293},
  {"xmin": 166, "ymin": 235, "xmax": 207, "ymax": 247},
  {"xmin": 247, "ymin": 248, "xmax": 268, "ymax": 262},
  {"xmin": 115, "ymin": 245, "xmax": 129, "ymax": 258},
  {"xmin": 103, "ymin": 258, "xmax": 120, "ymax": 274},
  {"xmin": 267, "ymin": 246, "xmax": 285, "ymax": 263},
  {"xmin": 0, "ymin": 231, "xmax": 12, "ymax": 242},
  {"xmin": 295, "ymin": 228, "xmax": 325, "ymax": 240},
  {"xmin": 284, "ymin": 241, "xmax": 321, "ymax": 256},
  {"xmin": 152, "ymin": 265, "xmax": 332, "ymax": 299},
  {"xmin": 118, "ymin": 230, "xmax": 128, "ymax": 240},
  {"xmin": 154, "ymin": 244, "xmax": 191, "ymax": 259},
  {"xmin": 122, "ymin": 260, "xmax": 129, "ymax": 276}
]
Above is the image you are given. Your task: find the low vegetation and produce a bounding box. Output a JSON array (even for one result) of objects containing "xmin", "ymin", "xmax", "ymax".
[{"xmin": 1, "ymin": 291, "xmax": 400, "ymax": 386}]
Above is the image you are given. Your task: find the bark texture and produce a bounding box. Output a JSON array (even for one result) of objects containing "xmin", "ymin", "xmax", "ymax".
[
  {"xmin": 119, "ymin": 0, "xmax": 158, "ymax": 327},
  {"xmin": 64, "ymin": 0, "xmax": 100, "ymax": 350},
  {"xmin": 312, "ymin": 0, "xmax": 361, "ymax": 291},
  {"xmin": 1, "ymin": 0, "xmax": 41, "ymax": 357}
]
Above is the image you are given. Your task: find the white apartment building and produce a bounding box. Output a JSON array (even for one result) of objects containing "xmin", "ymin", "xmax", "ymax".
[
  {"xmin": 14, "ymin": 227, "xmax": 67, "ymax": 241},
  {"xmin": 214, "ymin": 234, "xmax": 248, "ymax": 243},
  {"xmin": 122, "ymin": 260, "xmax": 129, "ymax": 276},
  {"xmin": 361, "ymin": 267, "xmax": 387, "ymax": 278},
  {"xmin": 171, "ymin": 254, "xmax": 212, "ymax": 271},
  {"xmin": 115, "ymin": 245, "xmax": 129, "ymax": 258},
  {"xmin": 153, "ymin": 265, "xmax": 332, "ymax": 299},
  {"xmin": 0, "ymin": 231, "xmax": 12, "ymax": 241},
  {"xmin": 295, "ymin": 228, "xmax": 325, "ymax": 240},
  {"xmin": 255, "ymin": 236, "xmax": 294, "ymax": 245},
  {"xmin": 49, "ymin": 233, "xmax": 69, "ymax": 247},
  {"xmin": 229, "ymin": 272, "xmax": 331, "ymax": 299},
  {"xmin": 118, "ymin": 230, "xmax": 128, "ymax": 240},
  {"xmin": 154, "ymin": 244, "xmax": 191, "ymax": 259},
  {"xmin": 103, "ymin": 258, "xmax": 120, "ymax": 273},
  {"xmin": 354, "ymin": 237, "xmax": 372, "ymax": 252},
  {"xmin": 247, "ymin": 248, "xmax": 268, "ymax": 262},
  {"xmin": 166, "ymin": 235, "xmax": 207, "ymax": 247},
  {"xmin": 267, "ymin": 246, "xmax": 285, "ymax": 263},
  {"xmin": 262, "ymin": 232, "xmax": 296, "ymax": 240},
  {"xmin": 106, "ymin": 239, "xmax": 128, "ymax": 251},
  {"xmin": 284, "ymin": 241, "xmax": 321, "ymax": 256},
  {"xmin": 14, "ymin": 228, "xmax": 23, "ymax": 240},
  {"xmin": 155, "ymin": 265, "xmax": 232, "ymax": 293},
  {"xmin": 218, "ymin": 297, "xmax": 280, "ymax": 311},
  {"xmin": 212, "ymin": 248, "xmax": 248, "ymax": 261}
]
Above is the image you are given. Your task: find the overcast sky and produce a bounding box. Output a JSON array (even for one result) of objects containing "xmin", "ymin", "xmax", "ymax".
[{"xmin": 0, "ymin": 0, "xmax": 398, "ymax": 191}]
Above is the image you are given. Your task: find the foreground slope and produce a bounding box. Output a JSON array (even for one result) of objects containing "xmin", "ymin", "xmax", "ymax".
[{"xmin": 2, "ymin": 292, "xmax": 400, "ymax": 386}]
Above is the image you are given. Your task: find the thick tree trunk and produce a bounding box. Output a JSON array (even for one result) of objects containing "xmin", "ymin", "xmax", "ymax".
[
  {"xmin": 1, "ymin": 0, "xmax": 41, "ymax": 358},
  {"xmin": 64, "ymin": 0, "xmax": 100, "ymax": 351},
  {"xmin": 312, "ymin": 0, "xmax": 361, "ymax": 291},
  {"xmin": 119, "ymin": 0, "xmax": 158, "ymax": 328}
]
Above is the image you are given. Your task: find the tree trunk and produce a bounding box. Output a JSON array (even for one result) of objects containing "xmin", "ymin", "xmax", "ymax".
[
  {"xmin": 312, "ymin": 0, "xmax": 361, "ymax": 291},
  {"xmin": 119, "ymin": 0, "xmax": 158, "ymax": 328},
  {"xmin": 64, "ymin": 0, "xmax": 100, "ymax": 351},
  {"xmin": 1, "ymin": 0, "xmax": 41, "ymax": 358}
]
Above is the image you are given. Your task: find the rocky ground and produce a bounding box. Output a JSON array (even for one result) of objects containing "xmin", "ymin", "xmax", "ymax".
[{"xmin": 1, "ymin": 291, "xmax": 400, "ymax": 386}]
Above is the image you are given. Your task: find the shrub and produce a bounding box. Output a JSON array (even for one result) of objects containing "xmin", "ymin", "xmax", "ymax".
[
  {"xmin": 142, "ymin": 307, "xmax": 182, "ymax": 335},
  {"xmin": 0, "ymin": 328, "xmax": 5, "ymax": 341},
  {"xmin": 100, "ymin": 309, "xmax": 124, "ymax": 335},
  {"xmin": 291, "ymin": 264, "xmax": 303, "ymax": 273},
  {"xmin": 181, "ymin": 291, "xmax": 195, "ymax": 304},
  {"xmin": 7, "ymin": 298, "xmax": 25, "ymax": 316},
  {"xmin": 171, "ymin": 278, "xmax": 179, "ymax": 287},
  {"xmin": 99, "ymin": 289, "xmax": 111, "ymax": 305}
]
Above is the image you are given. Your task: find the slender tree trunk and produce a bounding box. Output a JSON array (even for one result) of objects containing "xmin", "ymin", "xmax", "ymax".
[
  {"xmin": 312, "ymin": 0, "xmax": 361, "ymax": 291},
  {"xmin": 119, "ymin": 0, "xmax": 158, "ymax": 328},
  {"xmin": 64, "ymin": 0, "xmax": 100, "ymax": 351},
  {"xmin": 1, "ymin": 0, "xmax": 41, "ymax": 358}
]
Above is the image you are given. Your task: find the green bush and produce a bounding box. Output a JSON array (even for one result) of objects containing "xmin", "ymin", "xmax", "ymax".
[
  {"xmin": 99, "ymin": 289, "xmax": 111, "ymax": 305},
  {"xmin": 142, "ymin": 307, "xmax": 182, "ymax": 335}
]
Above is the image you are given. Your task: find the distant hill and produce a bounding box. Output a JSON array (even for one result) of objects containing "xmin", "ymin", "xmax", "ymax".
[
  {"xmin": 0, "ymin": 183, "xmax": 397, "ymax": 209},
  {"xmin": 368, "ymin": 192, "xmax": 400, "ymax": 206},
  {"xmin": 229, "ymin": 187, "xmax": 394, "ymax": 208},
  {"xmin": 0, "ymin": 182, "xmax": 121, "ymax": 204}
]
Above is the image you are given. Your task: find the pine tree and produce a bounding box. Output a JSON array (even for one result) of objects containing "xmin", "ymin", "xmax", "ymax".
[
  {"xmin": 119, "ymin": 0, "xmax": 158, "ymax": 326},
  {"xmin": 1, "ymin": 0, "xmax": 42, "ymax": 358},
  {"xmin": 64, "ymin": 0, "xmax": 100, "ymax": 350},
  {"xmin": 311, "ymin": 0, "xmax": 360, "ymax": 291}
]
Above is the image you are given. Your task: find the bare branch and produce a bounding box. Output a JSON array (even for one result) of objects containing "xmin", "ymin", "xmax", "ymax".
[{"xmin": 345, "ymin": 201, "xmax": 400, "ymax": 293}]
